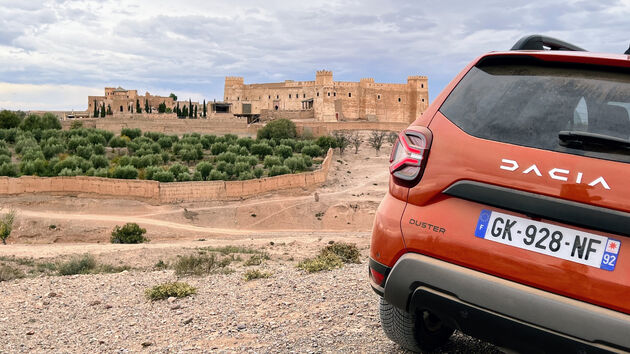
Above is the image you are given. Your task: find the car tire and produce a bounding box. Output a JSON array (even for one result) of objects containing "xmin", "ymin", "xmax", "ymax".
[{"xmin": 379, "ymin": 297, "xmax": 454, "ymax": 352}]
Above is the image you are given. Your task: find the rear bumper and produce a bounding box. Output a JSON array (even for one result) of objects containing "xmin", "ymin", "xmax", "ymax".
[{"xmin": 383, "ymin": 253, "xmax": 630, "ymax": 352}]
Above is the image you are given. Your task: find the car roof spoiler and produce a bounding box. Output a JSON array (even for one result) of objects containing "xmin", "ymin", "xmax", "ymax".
[
  {"xmin": 625, "ymin": 44, "xmax": 630, "ymax": 55},
  {"xmin": 511, "ymin": 34, "xmax": 586, "ymax": 52}
]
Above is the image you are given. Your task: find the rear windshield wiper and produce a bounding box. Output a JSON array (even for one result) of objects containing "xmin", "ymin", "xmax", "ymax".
[{"xmin": 558, "ymin": 131, "xmax": 630, "ymax": 152}]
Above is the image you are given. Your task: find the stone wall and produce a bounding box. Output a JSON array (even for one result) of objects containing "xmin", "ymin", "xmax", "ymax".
[
  {"xmin": 0, "ymin": 149, "xmax": 334, "ymax": 203},
  {"xmin": 259, "ymin": 109, "xmax": 315, "ymax": 122}
]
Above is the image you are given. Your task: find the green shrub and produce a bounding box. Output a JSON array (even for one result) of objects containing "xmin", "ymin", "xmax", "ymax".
[
  {"xmin": 177, "ymin": 172, "xmax": 192, "ymax": 182},
  {"xmin": 0, "ymin": 155, "xmax": 10, "ymax": 165},
  {"xmin": 301, "ymin": 154, "xmax": 313, "ymax": 168},
  {"xmin": 66, "ymin": 136, "xmax": 89, "ymax": 152},
  {"xmin": 76, "ymin": 145, "xmax": 93, "ymax": 159},
  {"xmin": 53, "ymin": 156, "xmax": 85, "ymax": 174},
  {"xmin": 236, "ymin": 137, "xmax": 253, "ymax": 149},
  {"xmin": 157, "ymin": 136, "xmax": 173, "ymax": 149},
  {"xmin": 316, "ymin": 135, "xmax": 338, "ymax": 150},
  {"xmin": 57, "ymin": 254, "xmax": 96, "ymax": 275},
  {"xmin": 257, "ymin": 119, "xmax": 297, "ymax": 140},
  {"xmin": 20, "ymin": 113, "xmax": 61, "ymax": 131},
  {"xmin": 91, "ymin": 144, "xmax": 106, "ymax": 155},
  {"xmin": 112, "ymin": 165, "xmax": 138, "ymax": 179},
  {"xmin": 57, "ymin": 254, "xmax": 128, "ymax": 275},
  {"xmin": 297, "ymin": 252, "xmax": 343, "ymax": 273},
  {"xmin": 208, "ymin": 169, "xmax": 227, "ymax": 181},
  {"xmin": 217, "ymin": 152, "xmax": 237, "ymax": 164},
  {"xmin": 253, "ymin": 167, "xmax": 264, "ymax": 178},
  {"xmin": 227, "ymin": 145, "xmax": 241, "ymax": 154},
  {"xmin": 201, "ymin": 135, "xmax": 216, "ymax": 149},
  {"xmin": 20, "ymin": 158, "xmax": 48, "ymax": 176},
  {"xmin": 161, "ymin": 151, "xmax": 171, "ymax": 163},
  {"xmin": 0, "ymin": 209, "xmax": 16, "ymax": 245},
  {"xmin": 321, "ymin": 242, "xmax": 361, "ymax": 264},
  {"xmin": 152, "ymin": 170, "xmax": 175, "ymax": 182},
  {"xmin": 263, "ymin": 155, "xmax": 282, "ymax": 169},
  {"xmin": 238, "ymin": 171, "xmax": 254, "ymax": 180},
  {"xmin": 58, "ymin": 167, "xmax": 81, "ymax": 176},
  {"xmin": 0, "ymin": 128, "xmax": 17, "ymax": 143},
  {"xmin": 0, "ymin": 264, "xmax": 24, "ymax": 282},
  {"xmin": 42, "ymin": 143, "xmax": 65, "ymax": 159},
  {"xmin": 0, "ymin": 110, "xmax": 22, "ymax": 129},
  {"xmin": 234, "ymin": 162, "xmax": 249, "ymax": 175},
  {"xmin": 117, "ymin": 155, "xmax": 132, "ymax": 166},
  {"xmin": 210, "ymin": 142, "xmax": 228, "ymax": 155},
  {"xmin": 121, "ymin": 128, "xmax": 141, "ymax": 139},
  {"xmin": 87, "ymin": 133, "xmax": 107, "ymax": 146},
  {"xmin": 109, "ymin": 136, "xmax": 128, "ymax": 148},
  {"xmin": 143, "ymin": 131, "xmax": 164, "ymax": 141},
  {"xmin": 274, "ymin": 144, "xmax": 293, "ymax": 159},
  {"xmin": 111, "ymin": 223, "xmax": 148, "ymax": 244},
  {"xmin": 301, "ymin": 144, "xmax": 323, "ymax": 158},
  {"xmin": 279, "ymin": 138, "xmax": 297, "ymax": 151},
  {"xmin": 21, "ymin": 148, "xmax": 45, "ymax": 162},
  {"xmin": 145, "ymin": 282, "xmax": 197, "ymax": 301},
  {"xmin": 90, "ymin": 155, "xmax": 109, "ymax": 169},
  {"xmin": 193, "ymin": 171, "xmax": 203, "ymax": 181},
  {"xmin": 15, "ymin": 137, "xmax": 37, "ymax": 154},
  {"xmin": 169, "ymin": 163, "xmax": 188, "ymax": 178},
  {"xmin": 144, "ymin": 166, "xmax": 162, "ymax": 180},
  {"xmin": 269, "ymin": 165, "xmax": 290, "ymax": 177},
  {"xmin": 250, "ymin": 143, "xmax": 273, "ymax": 158},
  {"xmin": 284, "ymin": 156, "xmax": 306, "ymax": 172},
  {"xmin": 244, "ymin": 269, "xmax": 272, "ymax": 281},
  {"xmin": 196, "ymin": 162, "xmax": 213, "ymax": 180},
  {"xmin": 173, "ymin": 253, "xmax": 231, "ymax": 276},
  {"xmin": 244, "ymin": 253, "xmax": 270, "ymax": 266}
]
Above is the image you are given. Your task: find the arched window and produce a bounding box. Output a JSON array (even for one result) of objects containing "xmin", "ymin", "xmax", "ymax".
[
  {"xmin": 398, "ymin": 98, "xmax": 401, "ymax": 102},
  {"xmin": 377, "ymin": 94, "xmax": 381, "ymax": 100},
  {"xmin": 348, "ymin": 92, "xmax": 352, "ymax": 98},
  {"xmin": 120, "ymin": 105, "xmax": 123, "ymax": 112}
]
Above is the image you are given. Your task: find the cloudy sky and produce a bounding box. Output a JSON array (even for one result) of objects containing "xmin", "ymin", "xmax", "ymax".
[{"xmin": 0, "ymin": 0, "xmax": 629, "ymax": 111}]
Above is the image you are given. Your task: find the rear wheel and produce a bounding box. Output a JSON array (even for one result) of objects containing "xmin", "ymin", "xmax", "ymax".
[{"xmin": 379, "ymin": 297, "xmax": 454, "ymax": 352}]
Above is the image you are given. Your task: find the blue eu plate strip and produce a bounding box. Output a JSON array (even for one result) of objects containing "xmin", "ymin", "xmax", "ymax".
[{"xmin": 475, "ymin": 210, "xmax": 492, "ymax": 238}]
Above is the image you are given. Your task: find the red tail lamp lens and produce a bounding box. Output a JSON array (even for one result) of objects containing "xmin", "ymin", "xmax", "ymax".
[
  {"xmin": 389, "ymin": 127, "xmax": 432, "ymax": 184},
  {"xmin": 370, "ymin": 268, "xmax": 385, "ymax": 286}
]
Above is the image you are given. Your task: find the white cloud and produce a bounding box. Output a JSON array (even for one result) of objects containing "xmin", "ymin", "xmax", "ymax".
[
  {"xmin": 0, "ymin": 82, "xmax": 101, "ymax": 111},
  {"xmin": 0, "ymin": 0, "xmax": 629, "ymax": 110}
]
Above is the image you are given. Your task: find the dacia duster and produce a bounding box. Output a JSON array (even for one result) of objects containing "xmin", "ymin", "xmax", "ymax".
[{"xmin": 369, "ymin": 35, "xmax": 630, "ymax": 353}]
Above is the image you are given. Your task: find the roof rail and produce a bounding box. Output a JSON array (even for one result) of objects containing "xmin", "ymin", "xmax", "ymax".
[{"xmin": 511, "ymin": 34, "xmax": 586, "ymax": 52}]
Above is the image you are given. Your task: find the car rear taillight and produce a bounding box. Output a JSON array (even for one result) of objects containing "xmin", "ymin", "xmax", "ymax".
[{"xmin": 389, "ymin": 127, "xmax": 432, "ymax": 186}]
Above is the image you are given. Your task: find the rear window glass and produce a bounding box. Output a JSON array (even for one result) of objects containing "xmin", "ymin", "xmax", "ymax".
[{"xmin": 439, "ymin": 56, "xmax": 630, "ymax": 163}]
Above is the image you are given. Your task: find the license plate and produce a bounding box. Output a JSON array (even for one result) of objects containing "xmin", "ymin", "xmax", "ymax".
[{"xmin": 475, "ymin": 210, "xmax": 621, "ymax": 271}]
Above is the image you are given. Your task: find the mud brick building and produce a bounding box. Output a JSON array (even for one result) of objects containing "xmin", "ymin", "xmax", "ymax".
[{"xmin": 223, "ymin": 70, "xmax": 429, "ymax": 123}]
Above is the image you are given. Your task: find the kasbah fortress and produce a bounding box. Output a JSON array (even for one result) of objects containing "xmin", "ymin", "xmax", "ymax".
[{"xmin": 84, "ymin": 70, "xmax": 429, "ymax": 125}]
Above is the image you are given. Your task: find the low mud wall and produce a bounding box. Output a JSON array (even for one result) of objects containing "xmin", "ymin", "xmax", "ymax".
[
  {"xmin": 0, "ymin": 149, "xmax": 333, "ymax": 203},
  {"xmin": 295, "ymin": 121, "xmax": 408, "ymax": 137}
]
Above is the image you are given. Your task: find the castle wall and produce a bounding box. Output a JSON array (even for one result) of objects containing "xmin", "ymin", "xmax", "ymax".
[{"xmin": 223, "ymin": 71, "xmax": 428, "ymax": 124}]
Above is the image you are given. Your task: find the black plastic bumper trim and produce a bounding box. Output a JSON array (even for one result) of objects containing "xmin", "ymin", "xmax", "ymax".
[
  {"xmin": 384, "ymin": 253, "xmax": 630, "ymax": 351},
  {"xmin": 411, "ymin": 287, "xmax": 617, "ymax": 353},
  {"xmin": 443, "ymin": 180, "xmax": 630, "ymax": 237}
]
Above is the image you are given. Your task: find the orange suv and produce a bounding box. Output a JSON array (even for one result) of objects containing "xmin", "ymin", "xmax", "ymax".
[{"xmin": 370, "ymin": 35, "xmax": 630, "ymax": 353}]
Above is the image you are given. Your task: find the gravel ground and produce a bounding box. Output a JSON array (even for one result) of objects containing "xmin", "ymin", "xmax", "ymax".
[{"xmin": 0, "ymin": 255, "xmax": 501, "ymax": 353}]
